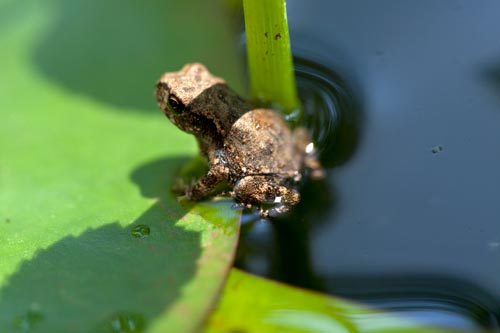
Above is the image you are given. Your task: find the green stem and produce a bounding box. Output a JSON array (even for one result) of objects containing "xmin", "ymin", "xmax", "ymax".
[{"xmin": 243, "ymin": 0, "xmax": 300, "ymax": 114}]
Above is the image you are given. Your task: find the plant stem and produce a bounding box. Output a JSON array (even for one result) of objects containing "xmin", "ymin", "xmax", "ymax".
[{"xmin": 243, "ymin": 0, "xmax": 300, "ymax": 114}]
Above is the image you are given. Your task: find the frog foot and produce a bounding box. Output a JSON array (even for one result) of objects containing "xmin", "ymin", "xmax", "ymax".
[
  {"xmin": 259, "ymin": 203, "xmax": 292, "ymax": 218},
  {"xmin": 233, "ymin": 175, "xmax": 300, "ymax": 218}
]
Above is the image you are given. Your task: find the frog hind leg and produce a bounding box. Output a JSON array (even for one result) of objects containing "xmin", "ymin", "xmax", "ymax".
[
  {"xmin": 233, "ymin": 175, "xmax": 300, "ymax": 217},
  {"xmin": 304, "ymin": 154, "xmax": 325, "ymax": 180},
  {"xmin": 293, "ymin": 127, "xmax": 325, "ymax": 180}
]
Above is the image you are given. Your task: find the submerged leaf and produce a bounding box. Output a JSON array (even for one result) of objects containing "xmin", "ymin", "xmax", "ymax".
[{"xmin": 204, "ymin": 269, "xmax": 461, "ymax": 333}]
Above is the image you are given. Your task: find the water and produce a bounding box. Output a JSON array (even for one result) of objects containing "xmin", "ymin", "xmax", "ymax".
[{"xmin": 236, "ymin": 1, "xmax": 500, "ymax": 330}]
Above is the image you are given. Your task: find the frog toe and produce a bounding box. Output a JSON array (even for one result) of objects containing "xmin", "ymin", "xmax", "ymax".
[{"xmin": 264, "ymin": 203, "xmax": 291, "ymax": 218}]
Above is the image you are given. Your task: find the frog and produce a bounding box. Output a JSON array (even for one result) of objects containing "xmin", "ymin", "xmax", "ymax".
[{"xmin": 155, "ymin": 63, "xmax": 323, "ymax": 217}]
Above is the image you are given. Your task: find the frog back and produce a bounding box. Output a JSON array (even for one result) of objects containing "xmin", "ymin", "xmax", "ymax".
[{"xmin": 223, "ymin": 109, "xmax": 302, "ymax": 177}]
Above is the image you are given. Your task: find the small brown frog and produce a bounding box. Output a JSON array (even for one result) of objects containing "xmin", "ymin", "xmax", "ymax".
[{"xmin": 155, "ymin": 63, "xmax": 323, "ymax": 217}]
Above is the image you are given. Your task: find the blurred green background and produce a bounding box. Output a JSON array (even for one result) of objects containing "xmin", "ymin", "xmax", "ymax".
[{"xmin": 29, "ymin": 0, "xmax": 244, "ymax": 111}]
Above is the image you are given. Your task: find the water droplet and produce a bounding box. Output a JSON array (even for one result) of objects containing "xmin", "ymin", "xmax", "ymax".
[
  {"xmin": 431, "ymin": 145, "xmax": 444, "ymax": 154},
  {"xmin": 12, "ymin": 307, "xmax": 44, "ymax": 332},
  {"xmin": 109, "ymin": 312, "xmax": 145, "ymax": 333},
  {"xmin": 130, "ymin": 224, "xmax": 150, "ymax": 238}
]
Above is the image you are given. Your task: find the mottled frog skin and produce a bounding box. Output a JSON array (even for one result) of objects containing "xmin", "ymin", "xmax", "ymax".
[{"xmin": 155, "ymin": 63, "xmax": 323, "ymax": 217}]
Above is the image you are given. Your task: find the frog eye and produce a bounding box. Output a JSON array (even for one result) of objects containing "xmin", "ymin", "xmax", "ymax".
[{"xmin": 167, "ymin": 95, "xmax": 185, "ymax": 114}]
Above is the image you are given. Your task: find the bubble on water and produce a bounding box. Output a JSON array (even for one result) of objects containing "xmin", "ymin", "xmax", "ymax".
[
  {"xmin": 130, "ymin": 224, "xmax": 150, "ymax": 238},
  {"xmin": 109, "ymin": 312, "xmax": 145, "ymax": 333}
]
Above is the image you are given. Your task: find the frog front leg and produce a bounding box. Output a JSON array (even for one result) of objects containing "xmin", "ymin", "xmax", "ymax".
[
  {"xmin": 185, "ymin": 155, "xmax": 229, "ymax": 200},
  {"xmin": 233, "ymin": 175, "xmax": 300, "ymax": 217}
]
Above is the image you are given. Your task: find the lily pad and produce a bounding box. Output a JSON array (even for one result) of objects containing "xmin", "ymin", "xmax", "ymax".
[
  {"xmin": 0, "ymin": 0, "xmax": 242, "ymax": 332},
  {"xmin": 204, "ymin": 269, "xmax": 460, "ymax": 333}
]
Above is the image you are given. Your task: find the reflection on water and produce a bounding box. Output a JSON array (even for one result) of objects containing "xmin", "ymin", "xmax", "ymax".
[
  {"xmin": 237, "ymin": 0, "xmax": 500, "ymax": 326},
  {"xmin": 235, "ymin": 59, "xmax": 351, "ymax": 289},
  {"xmin": 325, "ymin": 274, "xmax": 500, "ymax": 331},
  {"xmin": 295, "ymin": 58, "xmax": 362, "ymax": 168},
  {"xmin": 236, "ymin": 58, "xmax": 500, "ymax": 330},
  {"xmin": 266, "ymin": 305, "xmax": 488, "ymax": 333}
]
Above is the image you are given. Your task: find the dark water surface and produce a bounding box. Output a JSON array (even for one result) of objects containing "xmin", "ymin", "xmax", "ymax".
[{"xmin": 237, "ymin": 1, "xmax": 500, "ymax": 330}]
